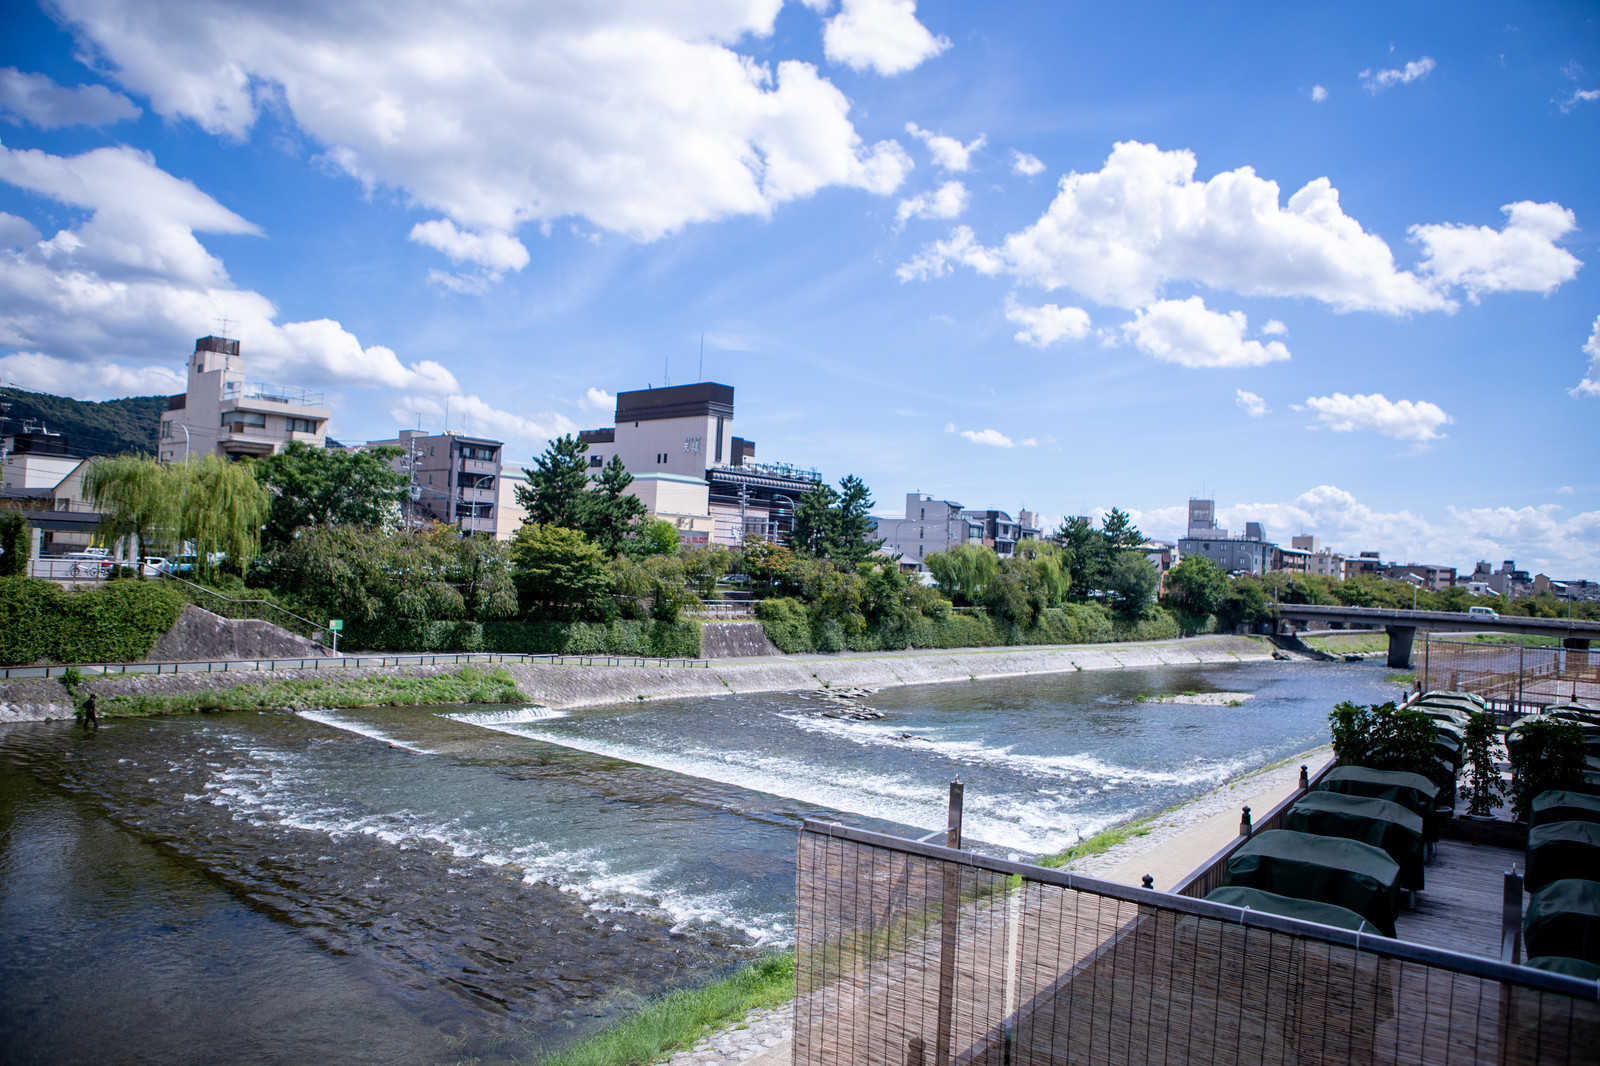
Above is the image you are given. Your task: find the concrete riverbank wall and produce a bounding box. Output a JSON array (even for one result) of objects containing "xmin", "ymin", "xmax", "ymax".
[{"xmin": 0, "ymin": 635, "xmax": 1274, "ymax": 723}]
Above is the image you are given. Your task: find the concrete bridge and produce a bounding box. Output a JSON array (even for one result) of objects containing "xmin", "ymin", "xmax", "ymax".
[{"xmin": 1271, "ymin": 604, "xmax": 1600, "ymax": 668}]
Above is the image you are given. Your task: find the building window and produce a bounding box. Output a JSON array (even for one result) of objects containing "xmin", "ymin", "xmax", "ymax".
[
  {"xmin": 589, "ymin": 455, "xmax": 603, "ymax": 468},
  {"xmin": 220, "ymin": 411, "xmax": 266, "ymax": 428},
  {"xmin": 288, "ymin": 417, "xmax": 318, "ymax": 434}
]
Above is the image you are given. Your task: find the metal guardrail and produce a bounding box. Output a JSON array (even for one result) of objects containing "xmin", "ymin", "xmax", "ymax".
[
  {"xmin": 28, "ymin": 558, "xmax": 112, "ymax": 580},
  {"xmin": 0, "ymin": 650, "xmax": 713, "ymax": 681}
]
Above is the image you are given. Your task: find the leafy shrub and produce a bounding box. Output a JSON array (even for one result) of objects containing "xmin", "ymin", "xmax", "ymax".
[
  {"xmin": 345, "ymin": 618, "xmax": 703, "ymax": 658},
  {"xmin": 0, "ymin": 576, "xmax": 185, "ymax": 665},
  {"xmin": 1459, "ymin": 711, "xmax": 1507, "ymax": 817},
  {"xmin": 1508, "ymin": 719, "xmax": 1588, "ymax": 820},
  {"xmin": 755, "ymin": 597, "xmax": 814, "ymax": 653},
  {"xmin": 0, "ymin": 510, "xmax": 28, "ymax": 577},
  {"xmin": 1328, "ymin": 701, "xmax": 1441, "ymax": 784}
]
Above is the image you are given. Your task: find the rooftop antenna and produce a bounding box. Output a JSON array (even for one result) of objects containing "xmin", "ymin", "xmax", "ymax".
[
  {"xmin": 664, "ymin": 352, "xmax": 670, "ymax": 388},
  {"xmin": 699, "ymin": 332, "xmax": 704, "ymax": 382},
  {"xmin": 444, "ymin": 396, "xmax": 450, "ymax": 435},
  {"xmin": 216, "ymin": 309, "xmax": 233, "ymax": 339}
]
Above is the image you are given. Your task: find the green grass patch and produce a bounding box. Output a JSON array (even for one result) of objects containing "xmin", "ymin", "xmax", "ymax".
[
  {"xmin": 1467, "ymin": 633, "xmax": 1565, "ymax": 648},
  {"xmin": 1385, "ymin": 672, "xmax": 1416, "ymax": 685},
  {"xmin": 93, "ymin": 665, "xmax": 522, "ymax": 718},
  {"xmin": 536, "ymin": 953, "xmax": 794, "ymax": 1066},
  {"xmin": 1037, "ymin": 811, "xmax": 1168, "ymax": 869},
  {"xmin": 1301, "ymin": 632, "xmax": 1387, "ymax": 655}
]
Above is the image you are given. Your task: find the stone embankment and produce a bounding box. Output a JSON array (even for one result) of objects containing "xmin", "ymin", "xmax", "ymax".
[
  {"xmin": 0, "ymin": 635, "xmax": 1274, "ymax": 724},
  {"xmin": 501, "ymin": 635, "xmax": 1273, "ymax": 712},
  {"xmin": 145, "ymin": 605, "xmax": 332, "ymax": 662}
]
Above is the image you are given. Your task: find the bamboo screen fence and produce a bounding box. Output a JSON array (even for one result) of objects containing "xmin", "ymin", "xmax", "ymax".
[
  {"xmin": 1420, "ymin": 638, "xmax": 1599, "ymax": 715},
  {"xmin": 795, "ymin": 821, "xmax": 1598, "ymax": 1066}
]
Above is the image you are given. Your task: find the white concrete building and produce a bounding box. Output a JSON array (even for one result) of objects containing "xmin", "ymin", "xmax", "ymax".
[{"xmin": 160, "ymin": 336, "xmax": 331, "ymax": 462}]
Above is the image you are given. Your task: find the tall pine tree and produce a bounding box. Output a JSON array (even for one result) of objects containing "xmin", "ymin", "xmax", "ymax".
[{"xmin": 516, "ymin": 435, "xmax": 591, "ymax": 530}]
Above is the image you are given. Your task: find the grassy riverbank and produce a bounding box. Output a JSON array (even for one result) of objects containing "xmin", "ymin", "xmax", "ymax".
[
  {"xmin": 538, "ymin": 953, "xmax": 794, "ymax": 1066},
  {"xmin": 82, "ymin": 665, "xmax": 521, "ymax": 718}
]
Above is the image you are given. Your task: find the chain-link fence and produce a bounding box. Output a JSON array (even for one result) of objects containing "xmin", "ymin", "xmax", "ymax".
[{"xmin": 1420, "ymin": 637, "xmax": 1599, "ymax": 718}]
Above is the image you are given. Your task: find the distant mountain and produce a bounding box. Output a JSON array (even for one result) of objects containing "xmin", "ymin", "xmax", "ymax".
[{"xmin": 0, "ymin": 387, "xmax": 168, "ymax": 457}]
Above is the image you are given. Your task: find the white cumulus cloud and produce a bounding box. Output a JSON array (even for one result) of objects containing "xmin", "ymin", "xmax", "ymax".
[
  {"xmin": 1411, "ymin": 202, "xmax": 1582, "ymax": 300},
  {"xmin": 1361, "ymin": 57, "xmax": 1436, "ymax": 93},
  {"xmin": 899, "ymin": 141, "xmax": 1450, "ymax": 314},
  {"xmin": 1236, "ymin": 389, "xmax": 1269, "ymax": 417},
  {"xmin": 1311, "ymin": 85, "xmax": 1329, "ymax": 103},
  {"xmin": 0, "ymin": 142, "xmax": 456, "ymax": 402},
  {"xmin": 959, "ymin": 427, "xmax": 1014, "ymax": 448},
  {"xmin": 394, "ymin": 393, "xmax": 578, "ymax": 453},
  {"xmin": 577, "ymin": 386, "xmax": 616, "ymax": 412},
  {"xmin": 0, "ymin": 350, "xmax": 182, "ymax": 400},
  {"xmin": 896, "ymin": 180, "xmax": 969, "ymax": 226},
  {"xmin": 1303, "ymin": 392, "xmax": 1452, "ymax": 442},
  {"xmin": 1574, "ymin": 314, "xmax": 1600, "ymax": 398},
  {"xmin": 905, "ymin": 123, "xmax": 985, "ymax": 171},
  {"xmin": 48, "ymin": 0, "xmax": 914, "ymax": 258},
  {"xmin": 0, "ymin": 67, "xmax": 140, "ymax": 128},
  {"xmin": 409, "ymin": 219, "xmax": 531, "ymax": 273},
  {"xmin": 1011, "ymin": 150, "xmax": 1045, "ymax": 176},
  {"xmin": 1123, "ymin": 297, "xmax": 1291, "ymax": 368},
  {"xmin": 823, "ymin": 0, "xmax": 950, "ymax": 76},
  {"xmin": 1005, "ymin": 295, "xmax": 1090, "ymax": 347}
]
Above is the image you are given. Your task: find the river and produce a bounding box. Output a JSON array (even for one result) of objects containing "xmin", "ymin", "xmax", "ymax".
[{"xmin": 0, "ymin": 658, "xmax": 1398, "ymax": 1064}]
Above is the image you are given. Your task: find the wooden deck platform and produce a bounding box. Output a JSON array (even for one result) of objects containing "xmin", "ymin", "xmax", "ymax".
[{"xmin": 1392, "ymin": 838, "xmax": 1521, "ymax": 959}]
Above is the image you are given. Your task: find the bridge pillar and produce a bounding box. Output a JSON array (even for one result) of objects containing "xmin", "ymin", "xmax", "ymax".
[
  {"xmin": 1563, "ymin": 637, "xmax": 1592, "ymax": 651},
  {"xmin": 1385, "ymin": 625, "xmax": 1416, "ymax": 669}
]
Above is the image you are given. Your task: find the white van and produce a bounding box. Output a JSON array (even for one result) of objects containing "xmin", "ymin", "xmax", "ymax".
[{"xmin": 1466, "ymin": 605, "xmax": 1499, "ymax": 621}]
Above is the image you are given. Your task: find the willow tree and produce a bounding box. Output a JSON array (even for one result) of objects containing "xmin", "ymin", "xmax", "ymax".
[
  {"xmin": 84, "ymin": 454, "xmax": 182, "ymax": 568},
  {"xmin": 179, "ymin": 457, "xmax": 270, "ymax": 579}
]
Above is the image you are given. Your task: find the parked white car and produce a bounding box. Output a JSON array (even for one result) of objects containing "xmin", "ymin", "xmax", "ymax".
[{"xmin": 1466, "ymin": 605, "xmax": 1499, "ymax": 621}]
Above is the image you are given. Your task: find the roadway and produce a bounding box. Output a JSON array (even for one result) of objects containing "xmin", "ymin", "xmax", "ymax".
[{"xmin": 1271, "ymin": 603, "xmax": 1600, "ymax": 667}]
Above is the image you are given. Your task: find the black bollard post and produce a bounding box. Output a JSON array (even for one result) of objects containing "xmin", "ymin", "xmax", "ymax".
[
  {"xmin": 1141, "ymin": 874, "xmax": 1154, "ymax": 890},
  {"xmin": 1299, "ymin": 764, "xmax": 1309, "ymax": 789},
  {"xmin": 1240, "ymin": 805, "xmax": 1253, "ymax": 838}
]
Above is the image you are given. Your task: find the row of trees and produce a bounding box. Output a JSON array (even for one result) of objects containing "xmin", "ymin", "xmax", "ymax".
[{"xmin": 922, "ymin": 508, "xmax": 1161, "ymax": 625}]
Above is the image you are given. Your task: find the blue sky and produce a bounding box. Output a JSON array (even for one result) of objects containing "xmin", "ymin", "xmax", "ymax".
[{"xmin": 2, "ymin": 1, "xmax": 1598, "ymax": 574}]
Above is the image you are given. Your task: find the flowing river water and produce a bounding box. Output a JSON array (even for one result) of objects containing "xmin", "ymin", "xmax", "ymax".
[{"xmin": 0, "ymin": 658, "xmax": 1398, "ymax": 1064}]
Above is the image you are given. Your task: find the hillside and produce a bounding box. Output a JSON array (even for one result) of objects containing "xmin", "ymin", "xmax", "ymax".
[{"xmin": 0, "ymin": 387, "xmax": 167, "ymax": 457}]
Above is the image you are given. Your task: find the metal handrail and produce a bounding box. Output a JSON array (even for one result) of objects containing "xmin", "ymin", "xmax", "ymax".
[
  {"xmin": 0, "ymin": 649, "xmax": 713, "ymax": 680},
  {"xmin": 166, "ymin": 575, "xmax": 329, "ymax": 643}
]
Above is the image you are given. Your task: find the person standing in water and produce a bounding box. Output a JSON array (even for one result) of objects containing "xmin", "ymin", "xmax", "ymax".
[{"xmin": 82, "ymin": 692, "xmax": 98, "ymax": 730}]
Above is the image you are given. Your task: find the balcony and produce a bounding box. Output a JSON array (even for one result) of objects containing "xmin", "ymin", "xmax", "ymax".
[{"xmin": 460, "ymin": 457, "xmax": 498, "ymax": 476}]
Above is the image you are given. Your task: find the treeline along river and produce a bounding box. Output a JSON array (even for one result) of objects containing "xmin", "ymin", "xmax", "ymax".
[{"xmin": 0, "ymin": 659, "xmax": 1398, "ymax": 1064}]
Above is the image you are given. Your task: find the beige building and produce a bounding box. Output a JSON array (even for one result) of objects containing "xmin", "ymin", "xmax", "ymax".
[
  {"xmin": 579, "ymin": 381, "xmax": 821, "ymax": 547},
  {"xmin": 364, "ymin": 429, "xmax": 503, "ymax": 537},
  {"xmin": 160, "ymin": 335, "xmax": 331, "ymax": 462},
  {"xmin": 630, "ymin": 473, "xmax": 715, "ymax": 546}
]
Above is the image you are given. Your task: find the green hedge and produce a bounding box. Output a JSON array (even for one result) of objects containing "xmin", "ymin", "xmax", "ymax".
[
  {"xmin": 343, "ymin": 618, "xmax": 702, "ymax": 658},
  {"xmin": 0, "ymin": 576, "xmax": 186, "ymax": 665},
  {"xmin": 755, "ymin": 600, "xmax": 1181, "ymax": 654}
]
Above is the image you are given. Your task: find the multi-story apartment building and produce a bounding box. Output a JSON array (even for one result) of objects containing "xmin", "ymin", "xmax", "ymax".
[
  {"xmin": 364, "ymin": 429, "xmax": 504, "ymax": 537},
  {"xmin": 1380, "ymin": 563, "xmax": 1457, "ymax": 592},
  {"xmin": 160, "ymin": 336, "xmax": 330, "ymax": 462},
  {"xmin": 578, "ymin": 381, "xmax": 821, "ymax": 546},
  {"xmin": 1288, "ymin": 535, "xmax": 1346, "ymax": 580},
  {"xmin": 875, "ymin": 494, "xmax": 985, "ymax": 569},
  {"xmin": 1178, "ymin": 498, "xmax": 1278, "ymax": 575},
  {"xmin": 961, "ymin": 509, "xmax": 1041, "ymax": 557}
]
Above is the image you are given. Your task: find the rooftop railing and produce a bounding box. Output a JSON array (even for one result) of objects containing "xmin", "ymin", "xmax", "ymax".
[{"xmin": 223, "ymin": 380, "xmax": 325, "ymax": 407}]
